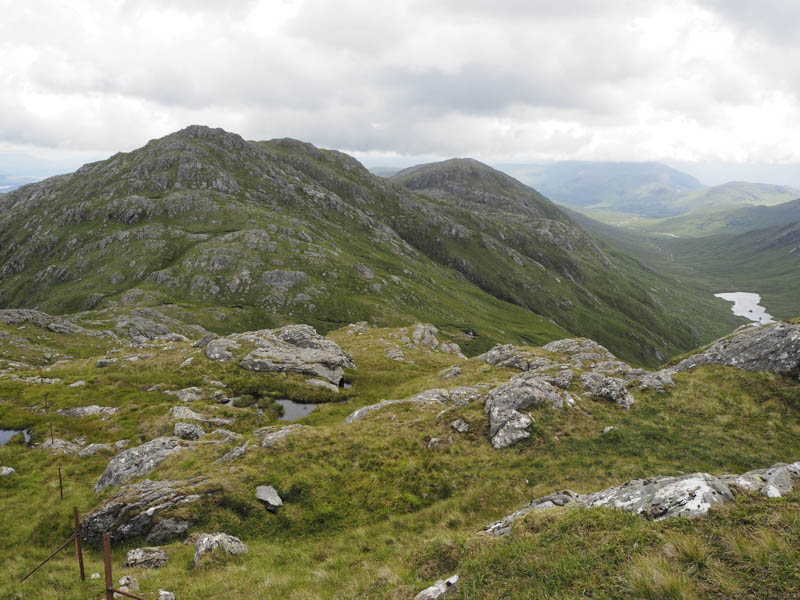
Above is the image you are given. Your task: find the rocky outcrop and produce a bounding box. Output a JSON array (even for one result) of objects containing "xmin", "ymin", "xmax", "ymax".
[
  {"xmin": 484, "ymin": 461, "xmax": 800, "ymax": 537},
  {"xmin": 79, "ymin": 443, "xmax": 113, "ymax": 457},
  {"xmin": 82, "ymin": 477, "xmax": 210, "ymax": 544},
  {"xmin": 579, "ymin": 372, "xmax": 635, "ymax": 409},
  {"xmin": 542, "ymin": 338, "xmax": 616, "ymax": 368},
  {"xmin": 174, "ymin": 422, "xmax": 205, "ymax": 440},
  {"xmin": 123, "ymin": 547, "xmax": 167, "ymax": 569},
  {"xmin": 57, "ymin": 405, "xmax": 119, "ymax": 418},
  {"xmin": 674, "ymin": 322, "xmax": 800, "ymax": 379},
  {"xmin": 164, "ymin": 387, "xmax": 205, "ymax": 403},
  {"xmin": 414, "ymin": 575, "xmax": 459, "ymax": 599},
  {"xmin": 345, "ymin": 387, "xmax": 482, "ymax": 423},
  {"xmin": 94, "ymin": 437, "xmax": 187, "ymax": 492},
  {"xmin": 192, "ymin": 533, "xmax": 248, "ymax": 566},
  {"xmin": 256, "ymin": 425, "xmax": 308, "ymax": 447},
  {"xmin": 41, "ymin": 438, "xmax": 82, "ymax": 455},
  {"xmin": 0, "ymin": 309, "xmax": 105, "ymax": 336},
  {"xmin": 484, "ymin": 373, "xmax": 577, "ymax": 449},
  {"xmin": 206, "ymin": 325, "xmax": 355, "ymax": 385}
]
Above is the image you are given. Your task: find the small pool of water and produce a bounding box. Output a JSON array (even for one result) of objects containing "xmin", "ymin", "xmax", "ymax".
[
  {"xmin": 714, "ymin": 292, "xmax": 775, "ymax": 324},
  {"xmin": 0, "ymin": 429, "xmax": 30, "ymax": 445},
  {"xmin": 276, "ymin": 399, "xmax": 316, "ymax": 421}
]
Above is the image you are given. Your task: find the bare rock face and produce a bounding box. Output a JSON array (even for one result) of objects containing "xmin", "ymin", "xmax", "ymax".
[
  {"xmin": 94, "ymin": 437, "xmax": 187, "ymax": 492},
  {"xmin": 674, "ymin": 322, "xmax": 800, "ymax": 378},
  {"xmin": 484, "ymin": 461, "xmax": 800, "ymax": 537},
  {"xmin": 484, "ymin": 374, "xmax": 576, "ymax": 449},
  {"xmin": 192, "ymin": 533, "xmax": 248, "ymax": 566},
  {"xmin": 123, "ymin": 547, "xmax": 167, "ymax": 569},
  {"xmin": 81, "ymin": 477, "xmax": 209, "ymax": 544},
  {"xmin": 414, "ymin": 575, "xmax": 459, "ymax": 599},
  {"xmin": 579, "ymin": 372, "xmax": 635, "ymax": 409},
  {"xmin": 206, "ymin": 324, "xmax": 355, "ymax": 385}
]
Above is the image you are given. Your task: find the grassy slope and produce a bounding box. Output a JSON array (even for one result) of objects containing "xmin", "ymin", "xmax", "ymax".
[{"xmin": 1, "ymin": 323, "xmax": 799, "ymax": 599}]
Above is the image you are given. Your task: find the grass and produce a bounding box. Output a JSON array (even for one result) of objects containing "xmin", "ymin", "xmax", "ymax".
[{"xmin": 0, "ymin": 322, "xmax": 798, "ymax": 598}]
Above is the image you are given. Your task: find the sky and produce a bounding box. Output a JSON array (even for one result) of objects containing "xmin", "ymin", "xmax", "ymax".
[{"xmin": 2, "ymin": 0, "xmax": 800, "ymax": 187}]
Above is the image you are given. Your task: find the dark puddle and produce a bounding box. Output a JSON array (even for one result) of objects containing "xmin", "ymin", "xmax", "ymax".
[{"xmin": 276, "ymin": 399, "xmax": 316, "ymax": 421}]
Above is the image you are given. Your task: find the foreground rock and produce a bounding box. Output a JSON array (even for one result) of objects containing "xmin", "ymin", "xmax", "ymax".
[
  {"xmin": 345, "ymin": 387, "xmax": 481, "ymax": 423},
  {"xmin": 484, "ymin": 461, "xmax": 800, "ymax": 537},
  {"xmin": 206, "ymin": 324, "xmax": 355, "ymax": 385},
  {"xmin": 484, "ymin": 374, "xmax": 576, "ymax": 449},
  {"xmin": 82, "ymin": 477, "xmax": 209, "ymax": 544},
  {"xmin": 255, "ymin": 485, "xmax": 283, "ymax": 511},
  {"xmin": 94, "ymin": 437, "xmax": 187, "ymax": 492},
  {"xmin": 123, "ymin": 547, "xmax": 167, "ymax": 569},
  {"xmin": 192, "ymin": 533, "xmax": 248, "ymax": 566},
  {"xmin": 579, "ymin": 372, "xmax": 635, "ymax": 409},
  {"xmin": 674, "ymin": 321, "xmax": 800, "ymax": 378},
  {"xmin": 414, "ymin": 575, "xmax": 459, "ymax": 600}
]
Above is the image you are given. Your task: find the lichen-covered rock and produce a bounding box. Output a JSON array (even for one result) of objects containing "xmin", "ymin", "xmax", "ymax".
[
  {"xmin": 123, "ymin": 547, "xmax": 167, "ymax": 569},
  {"xmin": 81, "ymin": 477, "xmax": 209, "ymax": 544},
  {"xmin": 579, "ymin": 372, "xmax": 635, "ymax": 409},
  {"xmin": 484, "ymin": 461, "xmax": 800, "ymax": 537},
  {"xmin": 674, "ymin": 322, "xmax": 800, "ymax": 378},
  {"xmin": 57, "ymin": 405, "xmax": 119, "ymax": 418},
  {"xmin": 94, "ymin": 437, "xmax": 187, "ymax": 492},
  {"xmin": 635, "ymin": 370, "xmax": 676, "ymax": 392},
  {"xmin": 164, "ymin": 386, "xmax": 205, "ymax": 403},
  {"xmin": 206, "ymin": 325, "xmax": 355, "ymax": 385},
  {"xmin": 478, "ymin": 344, "xmax": 540, "ymax": 371},
  {"xmin": 414, "ymin": 575, "xmax": 459, "ymax": 599},
  {"xmin": 484, "ymin": 374, "xmax": 576, "ymax": 448},
  {"xmin": 174, "ymin": 422, "xmax": 205, "ymax": 440},
  {"xmin": 451, "ymin": 419, "xmax": 470, "ymax": 433},
  {"xmin": 192, "ymin": 533, "xmax": 248, "ymax": 566},
  {"xmin": 1, "ymin": 466, "xmax": 16, "ymax": 476}
]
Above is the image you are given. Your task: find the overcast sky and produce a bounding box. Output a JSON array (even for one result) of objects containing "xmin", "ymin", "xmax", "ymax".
[{"xmin": 2, "ymin": 0, "xmax": 800, "ymax": 185}]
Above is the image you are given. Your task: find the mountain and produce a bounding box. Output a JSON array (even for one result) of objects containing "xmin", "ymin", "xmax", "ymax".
[
  {"xmin": 498, "ymin": 161, "xmax": 705, "ymax": 217},
  {"xmin": 368, "ymin": 166, "xmax": 403, "ymax": 178},
  {"xmin": 0, "ymin": 126, "xmax": 736, "ymax": 365}
]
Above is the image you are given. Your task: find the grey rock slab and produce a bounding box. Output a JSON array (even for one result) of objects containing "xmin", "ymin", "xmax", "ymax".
[
  {"xmin": 439, "ymin": 365, "xmax": 462, "ymax": 380},
  {"xmin": 192, "ymin": 533, "xmax": 248, "ymax": 565},
  {"xmin": 96, "ymin": 358, "xmax": 118, "ymax": 368},
  {"xmin": 94, "ymin": 437, "xmax": 186, "ymax": 492},
  {"xmin": 256, "ymin": 425, "xmax": 307, "ymax": 447},
  {"xmin": 123, "ymin": 547, "xmax": 167, "ymax": 569},
  {"xmin": 345, "ymin": 387, "xmax": 481, "ymax": 424},
  {"xmin": 216, "ymin": 441, "xmax": 249, "ymax": 463},
  {"xmin": 255, "ymin": 485, "xmax": 283, "ymax": 511},
  {"xmin": 174, "ymin": 422, "xmax": 205, "ymax": 440},
  {"xmin": 57, "ymin": 405, "xmax": 119, "ymax": 418},
  {"xmin": 79, "ymin": 443, "xmax": 113, "ymax": 457},
  {"xmin": 41, "ymin": 438, "xmax": 81, "ymax": 455},
  {"xmin": 207, "ymin": 324, "xmax": 355, "ymax": 385},
  {"xmin": 580, "ymin": 372, "xmax": 635, "ymax": 409},
  {"xmin": 146, "ymin": 518, "xmax": 190, "ymax": 544},
  {"xmin": 674, "ymin": 322, "xmax": 800, "ymax": 378},
  {"xmin": 414, "ymin": 575, "xmax": 459, "ymax": 599},
  {"xmin": 169, "ymin": 406, "xmax": 233, "ymax": 426},
  {"xmin": 306, "ymin": 378, "xmax": 339, "ymax": 392},
  {"xmin": 164, "ymin": 386, "xmax": 205, "ymax": 403}
]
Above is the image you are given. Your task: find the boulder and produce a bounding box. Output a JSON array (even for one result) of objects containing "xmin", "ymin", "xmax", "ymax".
[
  {"xmin": 174, "ymin": 422, "xmax": 205, "ymax": 440},
  {"xmin": 579, "ymin": 372, "xmax": 634, "ymax": 409},
  {"xmin": 484, "ymin": 374, "xmax": 576, "ymax": 448},
  {"xmin": 451, "ymin": 419, "xmax": 470, "ymax": 433},
  {"xmin": 146, "ymin": 518, "xmax": 191, "ymax": 544},
  {"xmin": 94, "ymin": 437, "xmax": 186, "ymax": 492},
  {"xmin": 255, "ymin": 485, "xmax": 283, "ymax": 511},
  {"xmin": 414, "ymin": 575, "xmax": 459, "ymax": 600},
  {"xmin": 206, "ymin": 325, "xmax": 355, "ymax": 385},
  {"xmin": 674, "ymin": 322, "xmax": 800, "ymax": 378},
  {"xmin": 158, "ymin": 591, "xmax": 175, "ymax": 600},
  {"xmin": 41, "ymin": 438, "xmax": 81, "ymax": 455},
  {"xmin": 123, "ymin": 547, "xmax": 167, "ymax": 569},
  {"xmin": 79, "ymin": 443, "xmax": 113, "ymax": 457},
  {"xmin": 96, "ymin": 358, "xmax": 118, "ymax": 368},
  {"xmin": 542, "ymin": 338, "xmax": 616, "ymax": 368},
  {"xmin": 165, "ymin": 386, "xmax": 205, "ymax": 403},
  {"xmin": 192, "ymin": 533, "xmax": 248, "ymax": 566},
  {"xmin": 82, "ymin": 477, "xmax": 209, "ymax": 544},
  {"xmin": 57, "ymin": 405, "xmax": 119, "ymax": 418},
  {"xmin": 1, "ymin": 466, "xmax": 16, "ymax": 476},
  {"xmin": 115, "ymin": 576, "xmax": 139, "ymax": 599}
]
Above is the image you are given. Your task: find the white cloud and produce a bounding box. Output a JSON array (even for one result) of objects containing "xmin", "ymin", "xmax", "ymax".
[{"xmin": 1, "ymin": 0, "xmax": 799, "ymax": 179}]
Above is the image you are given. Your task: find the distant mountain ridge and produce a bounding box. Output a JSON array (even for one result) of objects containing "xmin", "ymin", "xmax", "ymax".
[{"xmin": 0, "ymin": 126, "xmax": 738, "ymax": 364}]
